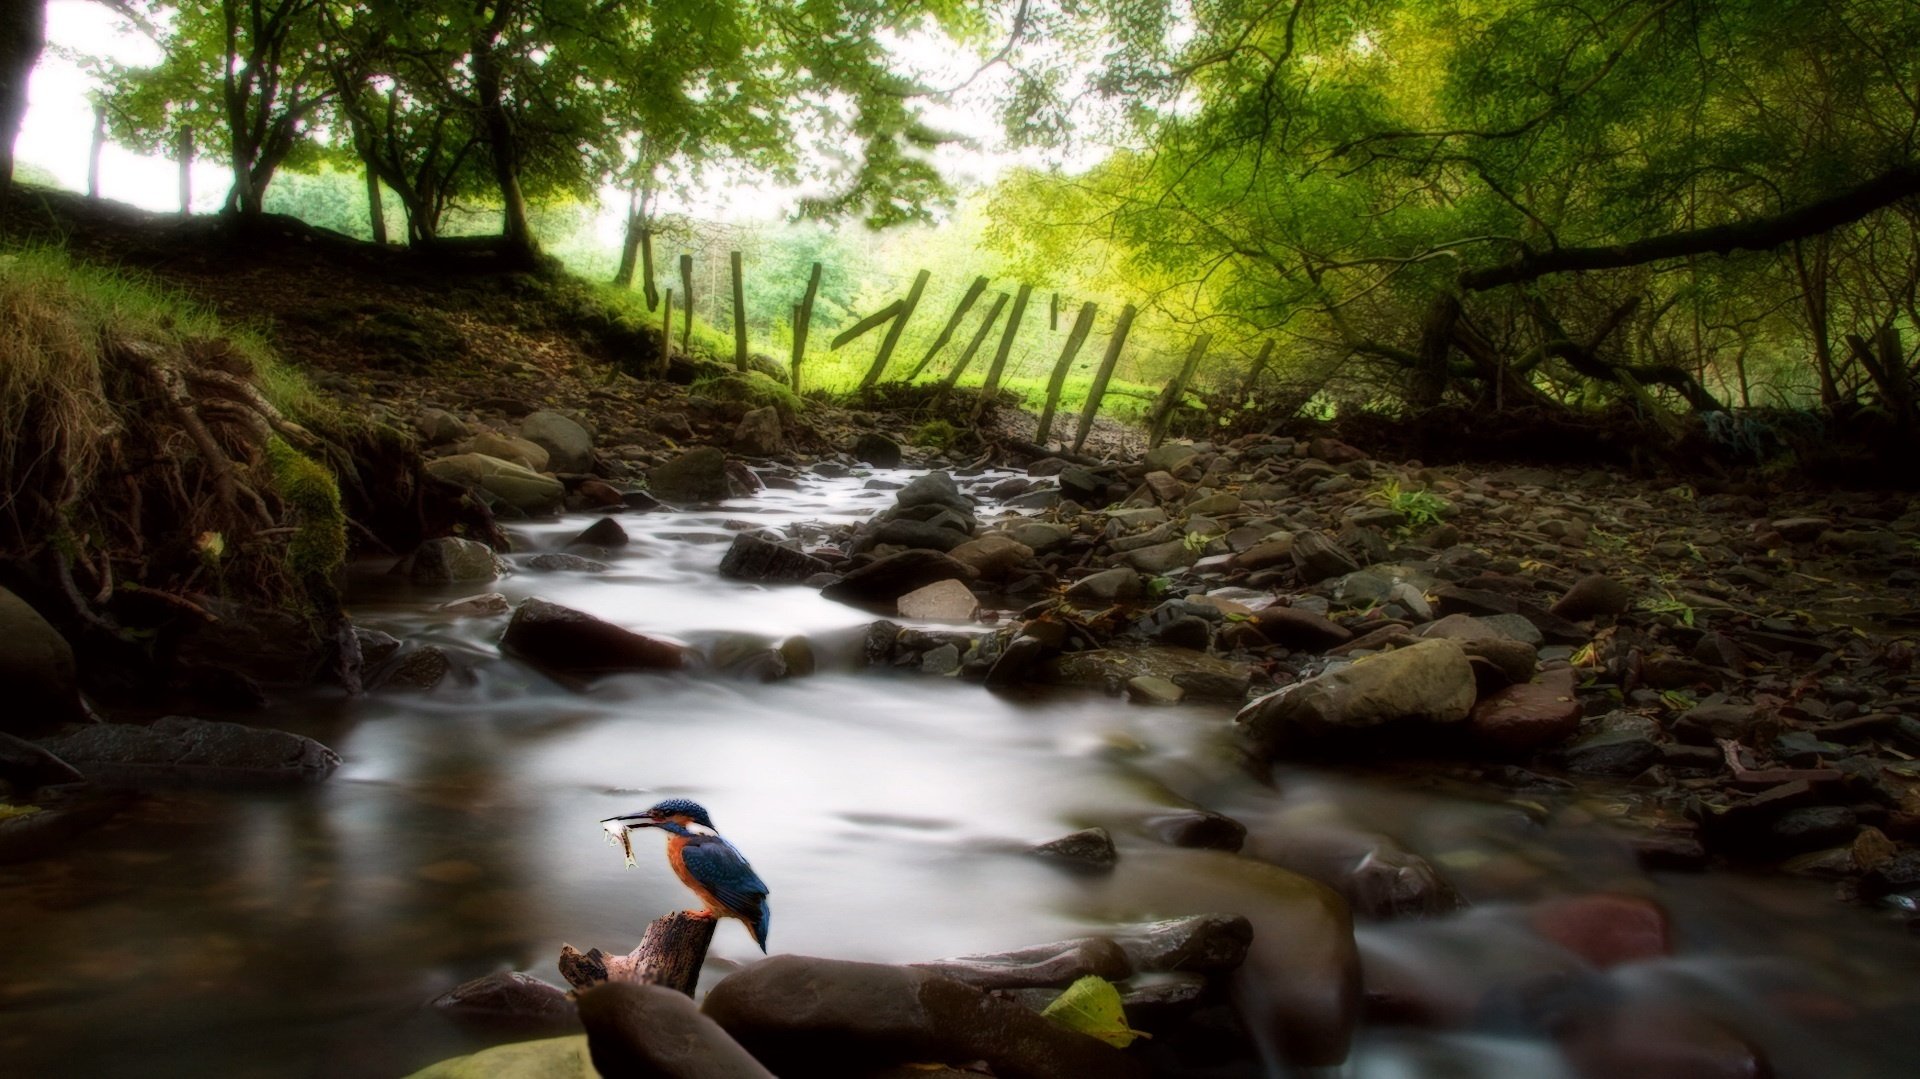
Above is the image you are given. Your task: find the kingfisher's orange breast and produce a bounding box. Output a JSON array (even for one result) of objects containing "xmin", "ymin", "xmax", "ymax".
[{"xmin": 665, "ymin": 834, "xmax": 724, "ymax": 912}]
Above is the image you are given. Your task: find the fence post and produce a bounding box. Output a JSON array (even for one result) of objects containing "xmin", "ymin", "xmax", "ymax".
[
  {"xmin": 1035, "ymin": 301, "xmax": 1097, "ymax": 444},
  {"xmin": 679, "ymin": 254, "xmax": 694, "ymax": 352},
  {"xmin": 657, "ymin": 288, "xmax": 674, "ymax": 378},
  {"xmin": 1150, "ymin": 333, "xmax": 1213, "ymax": 449},
  {"xmin": 730, "ymin": 251, "xmax": 748, "ymax": 371},
  {"xmin": 177, "ymin": 127, "xmax": 193, "ymax": 215},
  {"xmin": 939, "ymin": 291, "xmax": 1009, "ymax": 397},
  {"xmin": 1240, "ymin": 339, "xmax": 1274, "ymax": 402},
  {"xmin": 641, "ymin": 230, "xmax": 659, "ymax": 311},
  {"xmin": 859, "ymin": 268, "xmax": 931, "ymax": 389},
  {"xmin": 971, "ymin": 284, "xmax": 1032, "ymax": 422},
  {"xmin": 905, "ymin": 275, "xmax": 988, "ymax": 380},
  {"xmin": 1071, "ymin": 304, "xmax": 1138, "ymax": 456},
  {"xmin": 87, "ymin": 102, "xmax": 106, "ymax": 200}
]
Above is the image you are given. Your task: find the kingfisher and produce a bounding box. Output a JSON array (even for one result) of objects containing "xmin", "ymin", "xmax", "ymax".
[{"xmin": 601, "ymin": 798, "xmax": 771, "ymax": 952}]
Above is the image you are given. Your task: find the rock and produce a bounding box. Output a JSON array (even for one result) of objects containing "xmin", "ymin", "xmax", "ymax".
[
  {"xmin": 733, "ymin": 406, "xmax": 784, "ymax": 456},
  {"xmin": 1031, "ymin": 826, "xmax": 1117, "ymax": 869},
  {"xmin": 1254, "ymin": 606, "xmax": 1353, "ymax": 650},
  {"xmin": 570, "ymin": 478, "xmax": 625, "ymax": 510},
  {"xmin": 1233, "ymin": 535, "xmax": 1296, "ymax": 570},
  {"xmin": 1145, "ymin": 442, "xmax": 1200, "ymax": 473},
  {"xmin": 459, "ymin": 432, "xmax": 549, "ymax": 471},
  {"xmin": 1560, "ymin": 1003, "xmax": 1770, "ymax": 1079},
  {"xmin": 897, "ymin": 579, "xmax": 980, "ymax": 622},
  {"xmin": 1292, "ymin": 532, "xmax": 1362, "ymax": 582},
  {"xmin": 423, "ymin": 453, "xmax": 565, "ymax": 516},
  {"xmin": 1040, "ymin": 648, "xmax": 1251, "ymax": 700},
  {"xmin": 1150, "ymin": 615, "xmax": 1212, "ymax": 651},
  {"xmin": 37, "ymin": 716, "xmax": 339, "ymax": 787},
  {"xmin": 872, "ymin": 518, "xmax": 970, "ymax": 552},
  {"xmin": 701, "ymin": 956, "xmax": 1149, "ymax": 1079},
  {"xmin": 1112, "ymin": 913, "xmax": 1253, "ymax": 975},
  {"xmin": 1309, "ymin": 437, "xmax": 1366, "ymax": 464},
  {"xmin": 378, "ymin": 646, "xmax": 451, "ymax": 690},
  {"xmin": 432, "ymin": 971, "xmax": 577, "ymax": 1033},
  {"xmin": 416, "ymin": 407, "xmax": 469, "ymax": 445},
  {"xmin": 1121, "ymin": 538, "xmax": 1197, "ymax": 574},
  {"xmin": 948, "ymin": 534, "xmax": 1034, "ymax": 579},
  {"xmin": 918, "ymin": 643, "xmax": 962, "ymax": 675},
  {"xmin": 501, "ymin": 598, "xmax": 687, "ymax": 676},
  {"xmin": 821, "ymin": 550, "xmax": 977, "ymax": 612},
  {"xmin": 853, "ymin": 432, "xmax": 902, "ymax": 468},
  {"xmin": 568, "ymin": 517, "xmax": 629, "ymax": 549},
  {"xmin": 577, "ymin": 981, "xmax": 771, "ymax": 1078},
  {"xmin": 0, "ymin": 730, "xmax": 86, "ymax": 790},
  {"xmin": 1008, "ymin": 521, "xmax": 1072, "ymax": 553},
  {"xmin": 913, "ymin": 935, "xmax": 1132, "ymax": 990},
  {"xmin": 0, "ymin": 587, "xmax": 82, "ymax": 736},
  {"xmin": 1550, "ymin": 574, "xmax": 1632, "ymax": 620},
  {"xmin": 1469, "ymin": 669, "xmax": 1582, "ymax": 753},
  {"xmin": 718, "ymin": 533, "xmax": 832, "ymax": 583},
  {"xmin": 520, "ymin": 410, "xmax": 593, "ymax": 473},
  {"xmin": 439, "ymin": 593, "xmax": 510, "ymax": 617},
  {"xmin": 1126, "ymin": 675, "xmax": 1185, "ymax": 704},
  {"xmin": 1559, "ymin": 730, "xmax": 1662, "ymax": 777},
  {"xmin": 1059, "ymin": 467, "xmax": 1108, "ymax": 504},
  {"xmin": 1525, "ymin": 894, "xmax": 1672, "ymax": 968},
  {"xmin": 1242, "ymin": 816, "xmax": 1459, "ymax": 920},
  {"xmin": 1767, "ymin": 806, "xmax": 1858, "ymax": 852},
  {"xmin": 1672, "ymin": 703, "xmax": 1757, "ymax": 744},
  {"xmin": 1770, "ymin": 516, "xmax": 1831, "ymax": 543},
  {"xmin": 1146, "ymin": 810, "xmax": 1246, "ymax": 851},
  {"xmin": 647, "ymin": 447, "xmax": 731, "ymax": 503},
  {"xmin": 526, "ymin": 553, "xmax": 608, "ymax": 573},
  {"xmin": 1066, "ymin": 567, "xmax": 1143, "ymax": 604},
  {"xmin": 390, "ymin": 537, "xmax": 502, "ymax": 584},
  {"xmin": 1236, "ymin": 639, "xmax": 1477, "ymax": 756},
  {"xmin": 1459, "ymin": 638, "xmax": 1539, "ymax": 687},
  {"xmin": 895, "ymin": 471, "xmax": 972, "ymax": 512}
]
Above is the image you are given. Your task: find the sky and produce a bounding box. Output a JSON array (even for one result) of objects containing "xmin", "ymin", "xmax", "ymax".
[{"xmin": 14, "ymin": 0, "xmax": 1093, "ymax": 230}]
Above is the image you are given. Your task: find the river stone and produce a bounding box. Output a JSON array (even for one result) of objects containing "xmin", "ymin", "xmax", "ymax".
[
  {"xmin": 648, "ymin": 447, "xmax": 731, "ymax": 503},
  {"xmin": 432, "ymin": 971, "xmax": 578, "ymax": 1033},
  {"xmin": 521, "ymin": 410, "xmax": 593, "ymax": 473},
  {"xmin": 897, "ymin": 579, "xmax": 979, "ymax": 622},
  {"xmin": 458, "ymin": 432, "xmax": 549, "ymax": 472},
  {"xmin": 424, "ymin": 453, "xmax": 565, "ymax": 515},
  {"xmin": 0, "ymin": 587, "xmax": 83, "ymax": 736},
  {"xmin": 1236, "ymin": 639, "xmax": 1477, "ymax": 756},
  {"xmin": 1525, "ymin": 893, "xmax": 1673, "ymax": 969},
  {"xmin": 1292, "ymin": 532, "xmax": 1362, "ymax": 582},
  {"xmin": 392, "ymin": 536, "xmax": 503, "ymax": 585},
  {"xmin": 378, "ymin": 646, "xmax": 452, "ymax": 690},
  {"xmin": 821, "ymin": 550, "xmax": 978, "ymax": 613},
  {"xmin": 440, "ymin": 593, "xmax": 510, "ymax": 617},
  {"xmin": 37, "ymin": 716, "xmax": 339, "ymax": 786},
  {"xmin": 872, "ymin": 518, "xmax": 970, "ymax": 552},
  {"xmin": 1234, "ymin": 535, "xmax": 1296, "ymax": 570},
  {"xmin": 577, "ymin": 982, "xmax": 772, "ymax": 1079},
  {"xmin": 895, "ymin": 470, "xmax": 972, "ymax": 513},
  {"xmin": 1007, "ymin": 521, "xmax": 1072, "ymax": 553},
  {"xmin": 1121, "ymin": 538, "xmax": 1198, "ymax": 574},
  {"xmin": 1550, "ymin": 574, "xmax": 1632, "ymax": 621},
  {"xmin": 853, "ymin": 432, "xmax": 902, "ymax": 468},
  {"xmin": 1254, "ymin": 606, "xmax": 1352, "ymax": 650},
  {"xmin": 526, "ymin": 553, "xmax": 608, "ymax": 573},
  {"xmin": 1145, "ymin": 442, "xmax": 1200, "ymax": 474},
  {"xmin": 1770, "ymin": 516, "xmax": 1831, "ymax": 543},
  {"xmin": 1112, "ymin": 913, "xmax": 1254, "ymax": 975},
  {"xmin": 1066, "ymin": 566, "xmax": 1144, "ymax": 603},
  {"xmin": 733, "ymin": 406, "xmax": 783, "ymax": 456},
  {"xmin": 1126, "ymin": 675, "xmax": 1185, "ymax": 704},
  {"xmin": 1030, "ymin": 826, "xmax": 1117, "ymax": 869},
  {"xmin": 718, "ymin": 533, "xmax": 832, "ymax": 583},
  {"xmin": 416, "ymin": 407, "xmax": 469, "ymax": 445},
  {"xmin": 1059, "ymin": 467, "xmax": 1106, "ymax": 504},
  {"xmin": 1146, "ymin": 810, "xmax": 1247, "ymax": 852},
  {"xmin": 701, "ymin": 956, "xmax": 1149, "ymax": 1079},
  {"xmin": 1040, "ymin": 647, "xmax": 1251, "ymax": 700},
  {"xmin": 568, "ymin": 517, "xmax": 629, "ymax": 549},
  {"xmin": 1558, "ymin": 729, "xmax": 1662, "ymax": 777},
  {"xmin": 913, "ymin": 935, "xmax": 1132, "ymax": 990},
  {"xmin": 1470, "ymin": 669, "xmax": 1582, "ymax": 753},
  {"xmin": 501, "ymin": 598, "xmax": 687, "ymax": 675},
  {"xmin": 948, "ymin": 534, "xmax": 1034, "ymax": 578},
  {"xmin": 1241, "ymin": 813, "xmax": 1460, "ymax": 919}
]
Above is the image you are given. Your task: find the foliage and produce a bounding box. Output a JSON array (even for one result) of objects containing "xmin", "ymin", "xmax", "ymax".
[
  {"xmin": 402, "ymin": 1035, "xmax": 593, "ymax": 1079},
  {"xmin": 1373, "ymin": 479, "xmax": 1449, "ymax": 531},
  {"xmin": 911, "ymin": 418, "xmax": 960, "ymax": 449},
  {"xmin": 1041, "ymin": 975, "xmax": 1150, "ymax": 1049}
]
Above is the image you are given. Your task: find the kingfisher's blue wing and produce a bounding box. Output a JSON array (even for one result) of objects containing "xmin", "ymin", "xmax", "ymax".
[{"xmin": 681, "ymin": 836, "xmax": 771, "ymax": 948}]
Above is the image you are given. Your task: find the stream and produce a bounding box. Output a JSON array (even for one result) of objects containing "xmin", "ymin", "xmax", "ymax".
[{"xmin": 3, "ymin": 467, "xmax": 1918, "ymax": 1078}]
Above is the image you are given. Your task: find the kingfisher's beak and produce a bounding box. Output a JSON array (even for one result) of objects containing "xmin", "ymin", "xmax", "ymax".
[{"xmin": 601, "ymin": 813, "xmax": 656, "ymax": 829}]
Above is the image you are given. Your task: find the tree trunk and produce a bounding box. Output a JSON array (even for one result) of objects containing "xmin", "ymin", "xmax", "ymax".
[
  {"xmin": 177, "ymin": 127, "xmax": 193, "ymax": 215},
  {"xmin": 640, "ymin": 228, "xmax": 657, "ymax": 310},
  {"xmin": 557, "ymin": 911, "xmax": 717, "ymax": 997},
  {"xmin": 472, "ymin": 13, "xmax": 533, "ymax": 259},
  {"xmin": 731, "ymin": 250, "xmax": 748, "ymax": 371},
  {"xmin": 0, "ymin": 0, "xmax": 44, "ymax": 208},
  {"xmin": 1413, "ymin": 292, "xmax": 1461, "ymax": 407},
  {"xmin": 365, "ymin": 162, "xmax": 386, "ymax": 244},
  {"xmin": 1791, "ymin": 238, "xmax": 1843, "ymax": 411},
  {"xmin": 87, "ymin": 103, "xmax": 105, "ymax": 200},
  {"xmin": 614, "ymin": 190, "xmax": 640, "ymax": 288}
]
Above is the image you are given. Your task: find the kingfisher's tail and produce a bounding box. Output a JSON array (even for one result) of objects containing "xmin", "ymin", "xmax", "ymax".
[{"xmin": 751, "ymin": 901, "xmax": 770, "ymax": 953}]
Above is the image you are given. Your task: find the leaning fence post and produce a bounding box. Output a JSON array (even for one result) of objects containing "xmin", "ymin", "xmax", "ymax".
[
  {"xmin": 730, "ymin": 251, "xmax": 748, "ymax": 371},
  {"xmin": 1240, "ymin": 339, "xmax": 1274, "ymax": 403},
  {"xmin": 679, "ymin": 254, "xmax": 695, "ymax": 352},
  {"xmin": 792, "ymin": 261, "xmax": 821, "ymax": 391},
  {"xmin": 859, "ymin": 269, "xmax": 932, "ymax": 390},
  {"xmin": 939, "ymin": 291, "xmax": 1009, "ymax": 399},
  {"xmin": 1035, "ymin": 301, "xmax": 1097, "ymax": 445},
  {"xmin": 971, "ymin": 284, "xmax": 1032, "ymax": 422},
  {"xmin": 1149, "ymin": 333, "xmax": 1212, "ymax": 449},
  {"xmin": 1072, "ymin": 304, "xmax": 1137, "ymax": 456},
  {"xmin": 657, "ymin": 288, "xmax": 674, "ymax": 378},
  {"xmin": 905, "ymin": 275, "xmax": 988, "ymax": 380}
]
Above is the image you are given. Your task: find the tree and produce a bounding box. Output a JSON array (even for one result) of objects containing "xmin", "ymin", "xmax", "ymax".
[{"xmin": 0, "ymin": 0, "xmax": 47, "ymax": 207}]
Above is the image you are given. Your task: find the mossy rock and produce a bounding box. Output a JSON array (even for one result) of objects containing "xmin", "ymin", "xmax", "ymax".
[
  {"xmin": 689, "ymin": 371, "xmax": 803, "ymax": 419},
  {"xmin": 912, "ymin": 419, "xmax": 960, "ymax": 450}
]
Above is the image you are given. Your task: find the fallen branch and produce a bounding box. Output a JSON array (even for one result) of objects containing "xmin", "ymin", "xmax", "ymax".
[{"xmin": 558, "ymin": 910, "xmax": 718, "ymax": 997}]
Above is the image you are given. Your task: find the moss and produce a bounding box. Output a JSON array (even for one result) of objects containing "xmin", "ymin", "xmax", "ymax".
[
  {"xmin": 266, "ymin": 437, "xmax": 347, "ymax": 609},
  {"xmin": 911, "ymin": 419, "xmax": 960, "ymax": 449},
  {"xmin": 689, "ymin": 371, "xmax": 804, "ymax": 416}
]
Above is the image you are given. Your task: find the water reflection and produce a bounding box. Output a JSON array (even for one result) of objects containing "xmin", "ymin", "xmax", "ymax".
[{"xmin": 2, "ymin": 467, "xmax": 1917, "ymax": 1078}]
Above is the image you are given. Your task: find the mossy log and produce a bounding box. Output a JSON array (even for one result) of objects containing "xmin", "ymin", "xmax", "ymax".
[{"xmin": 558, "ymin": 911, "xmax": 718, "ymax": 997}]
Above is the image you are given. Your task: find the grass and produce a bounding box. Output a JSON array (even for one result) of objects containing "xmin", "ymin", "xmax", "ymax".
[{"xmin": 1372, "ymin": 478, "xmax": 1450, "ymax": 531}]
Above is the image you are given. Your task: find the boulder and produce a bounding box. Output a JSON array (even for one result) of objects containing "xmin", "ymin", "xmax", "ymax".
[
  {"xmin": 416, "ymin": 407, "xmax": 469, "ymax": 445},
  {"xmin": 853, "ymin": 432, "xmax": 903, "ymax": 468},
  {"xmin": 1030, "ymin": 826, "xmax": 1117, "ymax": 869},
  {"xmin": 1291, "ymin": 532, "xmax": 1362, "ymax": 582},
  {"xmin": 1040, "ymin": 647, "xmax": 1251, "ymax": 700},
  {"xmin": 1007, "ymin": 521, "xmax": 1072, "ymax": 554},
  {"xmin": 431, "ymin": 971, "xmax": 578, "ymax": 1034},
  {"xmin": 0, "ymin": 587, "xmax": 82, "ymax": 736},
  {"xmin": 578, "ymin": 982, "xmax": 772, "ymax": 1079},
  {"xmin": 1469, "ymin": 669, "xmax": 1582, "ymax": 753},
  {"xmin": 568, "ymin": 517, "xmax": 629, "ymax": 549},
  {"xmin": 913, "ymin": 935, "xmax": 1131, "ymax": 990},
  {"xmin": 391, "ymin": 537, "xmax": 502, "ymax": 585},
  {"xmin": 1126, "ymin": 675, "xmax": 1184, "ymax": 704},
  {"xmin": 1145, "ymin": 442, "xmax": 1200, "ymax": 473},
  {"xmin": 423, "ymin": 453, "xmax": 565, "ymax": 516},
  {"xmin": 1549, "ymin": 574, "xmax": 1633, "ymax": 621},
  {"xmin": 458, "ymin": 432, "xmax": 549, "ymax": 472},
  {"xmin": 1120, "ymin": 538, "xmax": 1197, "ymax": 574},
  {"xmin": 733, "ymin": 406, "xmax": 784, "ymax": 456},
  {"xmin": 1111, "ymin": 913, "xmax": 1253, "ymax": 975},
  {"xmin": 1146, "ymin": 810, "xmax": 1246, "ymax": 852},
  {"xmin": 36, "ymin": 716, "xmax": 339, "ymax": 786},
  {"xmin": 1254, "ymin": 606, "xmax": 1352, "ymax": 651},
  {"xmin": 718, "ymin": 533, "xmax": 832, "ymax": 583},
  {"xmin": 1525, "ymin": 893, "xmax": 1673, "ymax": 969},
  {"xmin": 871, "ymin": 518, "xmax": 970, "ymax": 552},
  {"xmin": 520, "ymin": 410, "xmax": 594, "ymax": 473},
  {"xmin": 894, "ymin": 471, "xmax": 973, "ymax": 513},
  {"xmin": 821, "ymin": 550, "xmax": 978, "ymax": 612},
  {"xmin": 648, "ymin": 447, "xmax": 732, "ymax": 503},
  {"xmin": 526, "ymin": 553, "xmax": 608, "ymax": 573},
  {"xmin": 948, "ymin": 534, "xmax": 1034, "ymax": 579},
  {"xmin": 701, "ymin": 956, "xmax": 1148, "ymax": 1079},
  {"xmin": 1242, "ymin": 814, "xmax": 1460, "ymax": 919},
  {"xmin": 1236, "ymin": 639, "xmax": 1477, "ymax": 755},
  {"xmin": 1066, "ymin": 567, "xmax": 1144, "ymax": 604},
  {"xmin": 501, "ymin": 598, "xmax": 687, "ymax": 675},
  {"xmin": 897, "ymin": 579, "xmax": 980, "ymax": 622}
]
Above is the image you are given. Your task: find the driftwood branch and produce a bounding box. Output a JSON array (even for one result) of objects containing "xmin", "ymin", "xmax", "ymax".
[{"xmin": 558, "ymin": 910, "xmax": 718, "ymax": 997}]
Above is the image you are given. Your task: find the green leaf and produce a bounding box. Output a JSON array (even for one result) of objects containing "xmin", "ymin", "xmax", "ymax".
[
  {"xmin": 402, "ymin": 1035, "xmax": 595, "ymax": 1079},
  {"xmin": 1040, "ymin": 975, "xmax": 1151, "ymax": 1048}
]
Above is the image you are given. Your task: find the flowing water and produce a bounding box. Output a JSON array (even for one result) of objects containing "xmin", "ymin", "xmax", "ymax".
[{"xmin": 3, "ymin": 468, "xmax": 1917, "ymax": 1078}]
